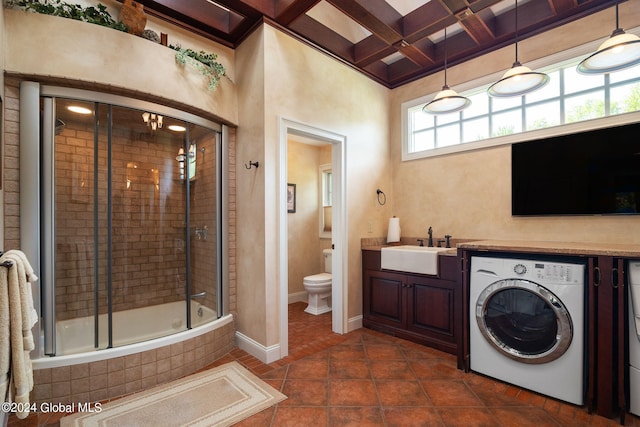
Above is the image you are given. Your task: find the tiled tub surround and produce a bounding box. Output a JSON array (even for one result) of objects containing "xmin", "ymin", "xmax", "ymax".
[{"xmin": 31, "ymin": 317, "xmax": 235, "ymax": 406}]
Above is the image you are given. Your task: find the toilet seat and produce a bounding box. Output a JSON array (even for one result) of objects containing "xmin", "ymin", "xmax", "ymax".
[{"xmin": 303, "ymin": 272, "xmax": 331, "ymax": 285}]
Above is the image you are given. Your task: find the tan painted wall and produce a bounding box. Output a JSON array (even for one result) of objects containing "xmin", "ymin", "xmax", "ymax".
[
  {"xmin": 235, "ymin": 28, "xmax": 269, "ymax": 344},
  {"xmin": 389, "ymin": 3, "xmax": 640, "ymax": 245},
  {"xmin": 234, "ymin": 24, "xmax": 391, "ymax": 347},
  {"xmin": 264, "ymin": 26, "xmax": 392, "ymax": 336},
  {"xmin": 3, "ymin": 9, "xmax": 237, "ymax": 125}
]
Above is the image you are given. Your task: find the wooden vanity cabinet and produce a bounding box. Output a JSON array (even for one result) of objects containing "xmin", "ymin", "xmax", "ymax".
[{"xmin": 362, "ymin": 249, "xmax": 461, "ymax": 356}]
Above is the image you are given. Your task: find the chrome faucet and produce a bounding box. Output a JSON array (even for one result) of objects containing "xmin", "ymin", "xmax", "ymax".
[
  {"xmin": 427, "ymin": 227, "xmax": 433, "ymax": 247},
  {"xmin": 194, "ymin": 225, "xmax": 208, "ymax": 240}
]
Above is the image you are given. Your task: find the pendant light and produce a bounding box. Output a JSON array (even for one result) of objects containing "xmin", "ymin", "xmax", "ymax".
[
  {"xmin": 423, "ymin": 27, "xmax": 471, "ymax": 114},
  {"xmin": 488, "ymin": 0, "xmax": 549, "ymax": 97},
  {"xmin": 577, "ymin": 0, "xmax": 640, "ymax": 74}
]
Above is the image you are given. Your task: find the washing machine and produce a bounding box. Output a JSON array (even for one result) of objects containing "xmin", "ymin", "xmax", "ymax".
[
  {"xmin": 627, "ymin": 261, "xmax": 640, "ymax": 415},
  {"xmin": 469, "ymin": 256, "xmax": 586, "ymax": 405}
]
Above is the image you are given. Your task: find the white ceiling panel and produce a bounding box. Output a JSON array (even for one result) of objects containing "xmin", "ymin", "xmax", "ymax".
[
  {"xmin": 386, "ymin": 0, "xmax": 431, "ymax": 16},
  {"xmin": 306, "ymin": 1, "xmax": 372, "ymax": 44}
]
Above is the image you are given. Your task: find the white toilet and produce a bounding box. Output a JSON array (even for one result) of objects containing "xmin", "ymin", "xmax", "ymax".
[{"xmin": 303, "ymin": 249, "xmax": 332, "ymax": 315}]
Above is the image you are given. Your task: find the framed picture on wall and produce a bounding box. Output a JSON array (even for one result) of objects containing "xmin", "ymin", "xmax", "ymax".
[{"xmin": 287, "ymin": 183, "xmax": 296, "ymax": 213}]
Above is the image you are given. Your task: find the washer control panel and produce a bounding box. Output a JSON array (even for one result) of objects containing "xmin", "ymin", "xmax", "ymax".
[
  {"xmin": 513, "ymin": 263, "xmax": 527, "ymax": 275},
  {"xmin": 508, "ymin": 260, "xmax": 584, "ymax": 284}
]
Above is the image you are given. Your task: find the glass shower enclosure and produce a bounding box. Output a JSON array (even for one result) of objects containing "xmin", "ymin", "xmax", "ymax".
[{"xmin": 39, "ymin": 88, "xmax": 223, "ymax": 356}]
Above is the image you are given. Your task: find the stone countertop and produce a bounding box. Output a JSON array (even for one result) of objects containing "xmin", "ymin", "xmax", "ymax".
[
  {"xmin": 457, "ymin": 240, "xmax": 640, "ymax": 258},
  {"xmin": 361, "ymin": 237, "xmax": 640, "ymax": 258}
]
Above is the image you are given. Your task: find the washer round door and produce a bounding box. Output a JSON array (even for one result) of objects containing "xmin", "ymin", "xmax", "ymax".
[{"xmin": 475, "ymin": 279, "xmax": 573, "ymax": 364}]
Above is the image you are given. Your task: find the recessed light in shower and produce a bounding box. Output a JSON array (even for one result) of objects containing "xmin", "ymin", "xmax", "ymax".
[
  {"xmin": 67, "ymin": 105, "xmax": 92, "ymax": 114},
  {"xmin": 168, "ymin": 125, "xmax": 186, "ymax": 132}
]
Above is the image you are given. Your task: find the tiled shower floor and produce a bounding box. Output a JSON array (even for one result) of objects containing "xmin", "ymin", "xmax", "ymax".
[{"xmin": 11, "ymin": 302, "xmax": 640, "ymax": 426}]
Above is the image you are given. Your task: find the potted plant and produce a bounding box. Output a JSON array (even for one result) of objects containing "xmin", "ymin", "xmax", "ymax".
[{"xmin": 7, "ymin": 0, "xmax": 227, "ymax": 90}]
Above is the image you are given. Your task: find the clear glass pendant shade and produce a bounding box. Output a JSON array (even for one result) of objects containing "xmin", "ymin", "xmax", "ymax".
[
  {"xmin": 488, "ymin": 62, "xmax": 550, "ymax": 97},
  {"xmin": 577, "ymin": 30, "xmax": 640, "ymax": 74},
  {"xmin": 423, "ymin": 86, "xmax": 471, "ymax": 113}
]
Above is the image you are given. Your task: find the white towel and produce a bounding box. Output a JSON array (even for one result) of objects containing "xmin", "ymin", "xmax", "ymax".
[
  {"xmin": 4, "ymin": 251, "xmax": 38, "ymax": 351},
  {"xmin": 1, "ymin": 250, "xmax": 38, "ymax": 419},
  {"xmin": 5, "ymin": 250, "xmax": 38, "ymax": 283},
  {"xmin": 0, "ymin": 268, "xmax": 10, "ymax": 406}
]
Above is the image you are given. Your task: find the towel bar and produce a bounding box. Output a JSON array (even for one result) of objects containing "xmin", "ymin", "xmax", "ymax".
[{"xmin": 0, "ymin": 250, "xmax": 15, "ymax": 267}]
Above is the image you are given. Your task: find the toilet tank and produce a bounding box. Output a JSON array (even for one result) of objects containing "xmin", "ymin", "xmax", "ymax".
[{"xmin": 323, "ymin": 249, "xmax": 332, "ymax": 273}]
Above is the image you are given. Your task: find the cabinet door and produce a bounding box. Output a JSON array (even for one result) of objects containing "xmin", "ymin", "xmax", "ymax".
[
  {"xmin": 405, "ymin": 275, "xmax": 456, "ymax": 346},
  {"xmin": 363, "ymin": 270, "xmax": 404, "ymax": 327},
  {"xmin": 590, "ymin": 256, "xmax": 625, "ymax": 418}
]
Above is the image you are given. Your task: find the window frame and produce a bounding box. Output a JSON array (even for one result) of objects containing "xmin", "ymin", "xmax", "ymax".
[{"xmin": 402, "ymin": 35, "xmax": 640, "ymax": 162}]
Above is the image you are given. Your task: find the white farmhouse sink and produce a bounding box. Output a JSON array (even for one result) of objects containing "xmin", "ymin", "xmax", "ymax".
[{"xmin": 380, "ymin": 245, "xmax": 451, "ymax": 275}]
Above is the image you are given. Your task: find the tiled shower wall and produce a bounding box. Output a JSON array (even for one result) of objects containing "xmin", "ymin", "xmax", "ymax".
[
  {"xmin": 52, "ymin": 113, "xmax": 223, "ymax": 320},
  {"xmin": 54, "ymin": 118, "xmax": 191, "ymax": 320}
]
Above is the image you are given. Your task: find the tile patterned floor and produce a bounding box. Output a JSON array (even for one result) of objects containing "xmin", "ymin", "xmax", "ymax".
[{"xmin": 8, "ymin": 302, "xmax": 640, "ymax": 426}]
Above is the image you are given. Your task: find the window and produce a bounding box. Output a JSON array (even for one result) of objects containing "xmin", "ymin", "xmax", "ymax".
[
  {"xmin": 403, "ymin": 57, "xmax": 640, "ymax": 160},
  {"xmin": 319, "ymin": 164, "xmax": 332, "ymax": 238}
]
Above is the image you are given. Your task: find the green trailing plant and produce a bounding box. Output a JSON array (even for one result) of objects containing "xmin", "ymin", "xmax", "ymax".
[
  {"xmin": 172, "ymin": 45, "xmax": 227, "ymax": 91},
  {"xmin": 8, "ymin": 0, "xmax": 227, "ymax": 91},
  {"xmin": 8, "ymin": 0, "xmax": 128, "ymax": 31}
]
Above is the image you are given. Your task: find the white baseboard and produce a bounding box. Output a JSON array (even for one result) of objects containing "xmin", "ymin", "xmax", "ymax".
[
  {"xmin": 348, "ymin": 315, "xmax": 363, "ymax": 332},
  {"xmin": 288, "ymin": 291, "xmax": 307, "ymax": 304},
  {"xmin": 235, "ymin": 331, "xmax": 281, "ymax": 364},
  {"xmin": 236, "ymin": 315, "xmax": 363, "ymax": 364}
]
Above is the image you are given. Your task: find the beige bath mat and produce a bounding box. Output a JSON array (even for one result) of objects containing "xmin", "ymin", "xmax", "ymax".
[{"xmin": 60, "ymin": 361, "xmax": 286, "ymax": 426}]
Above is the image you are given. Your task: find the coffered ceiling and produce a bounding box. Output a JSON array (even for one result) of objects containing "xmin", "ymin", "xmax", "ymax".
[{"xmin": 124, "ymin": 0, "xmax": 625, "ymax": 88}]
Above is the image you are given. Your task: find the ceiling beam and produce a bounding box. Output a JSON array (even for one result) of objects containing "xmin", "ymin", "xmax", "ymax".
[
  {"xmin": 353, "ymin": 36, "xmax": 396, "ymax": 67},
  {"xmin": 457, "ymin": 8, "xmax": 495, "ymax": 45},
  {"xmin": 547, "ymin": 0, "xmax": 578, "ymax": 15},
  {"xmin": 288, "ymin": 14, "xmax": 355, "ymax": 61},
  {"xmin": 394, "ymin": 40, "xmax": 434, "ymax": 68},
  {"xmin": 275, "ymin": 0, "xmax": 322, "ymax": 25},
  {"xmin": 439, "ymin": 0, "xmax": 472, "ymax": 15},
  {"xmin": 403, "ymin": 1, "xmax": 456, "ymax": 43},
  {"xmin": 224, "ymin": 0, "xmax": 276, "ymax": 17},
  {"xmin": 137, "ymin": 0, "xmax": 239, "ymax": 33}
]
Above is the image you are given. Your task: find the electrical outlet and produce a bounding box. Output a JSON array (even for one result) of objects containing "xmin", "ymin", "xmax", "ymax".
[{"xmin": 367, "ymin": 221, "xmax": 373, "ymax": 233}]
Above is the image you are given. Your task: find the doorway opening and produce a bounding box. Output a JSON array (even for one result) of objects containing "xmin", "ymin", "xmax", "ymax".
[{"xmin": 279, "ymin": 118, "xmax": 347, "ymax": 359}]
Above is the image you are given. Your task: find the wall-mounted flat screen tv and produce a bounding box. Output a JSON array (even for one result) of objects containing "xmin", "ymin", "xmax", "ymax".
[{"xmin": 512, "ymin": 122, "xmax": 640, "ymax": 216}]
